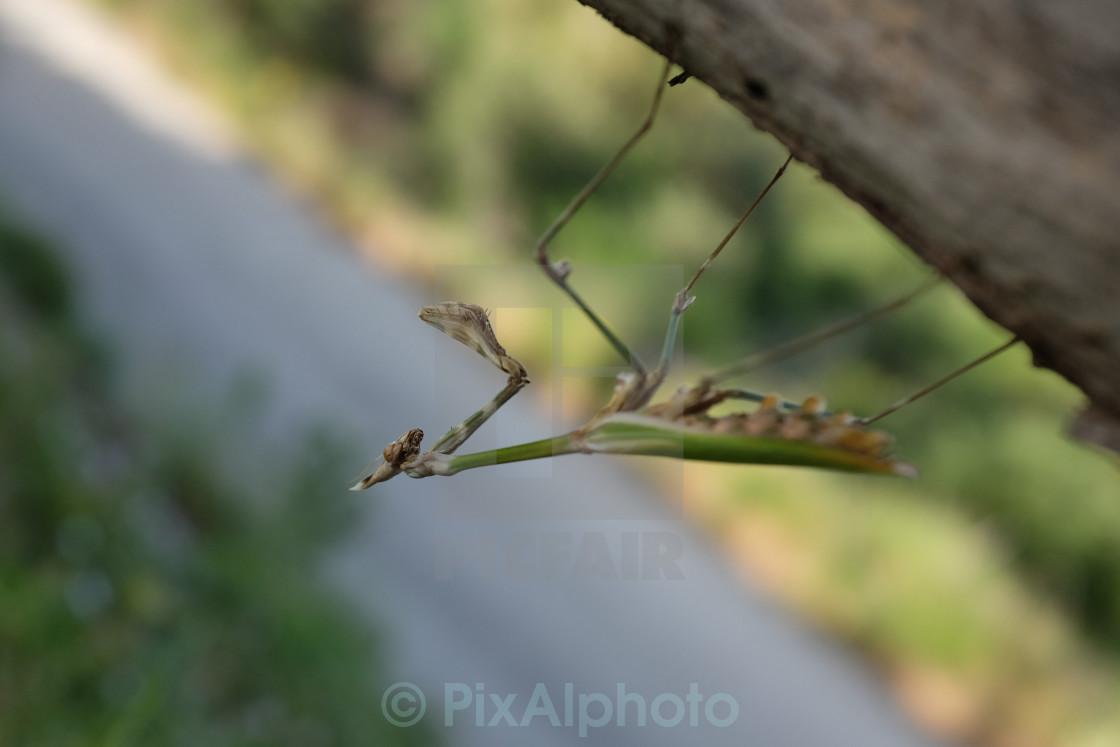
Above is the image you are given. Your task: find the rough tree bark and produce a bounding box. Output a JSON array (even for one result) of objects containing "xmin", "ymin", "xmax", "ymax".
[{"xmin": 574, "ymin": 0, "xmax": 1120, "ymax": 455}]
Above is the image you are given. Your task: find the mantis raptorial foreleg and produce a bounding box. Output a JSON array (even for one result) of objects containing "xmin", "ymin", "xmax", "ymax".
[
  {"xmin": 420, "ymin": 302, "xmax": 529, "ymax": 454},
  {"xmin": 350, "ymin": 302, "xmax": 528, "ymax": 490}
]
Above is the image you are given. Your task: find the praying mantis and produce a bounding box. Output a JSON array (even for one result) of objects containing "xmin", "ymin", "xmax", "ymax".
[{"xmin": 352, "ymin": 58, "xmax": 1019, "ymax": 490}]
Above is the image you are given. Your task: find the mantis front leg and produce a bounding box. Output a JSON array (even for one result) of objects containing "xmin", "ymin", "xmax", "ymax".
[
  {"xmin": 350, "ymin": 302, "xmax": 529, "ymax": 490},
  {"xmin": 418, "ymin": 302, "xmax": 529, "ymax": 454}
]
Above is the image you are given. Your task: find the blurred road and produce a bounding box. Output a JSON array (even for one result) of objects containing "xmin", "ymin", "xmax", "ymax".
[{"xmin": 0, "ymin": 1, "xmax": 946, "ymax": 745}]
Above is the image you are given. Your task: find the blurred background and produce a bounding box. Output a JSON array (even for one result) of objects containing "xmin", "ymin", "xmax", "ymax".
[{"xmin": 1, "ymin": 0, "xmax": 1118, "ymax": 745}]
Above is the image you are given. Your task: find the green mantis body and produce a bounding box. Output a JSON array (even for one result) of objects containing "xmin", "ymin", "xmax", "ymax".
[
  {"xmin": 351, "ymin": 296, "xmax": 917, "ymax": 490},
  {"xmin": 411, "ymin": 412, "xmax": 914, "ymax": 479}
]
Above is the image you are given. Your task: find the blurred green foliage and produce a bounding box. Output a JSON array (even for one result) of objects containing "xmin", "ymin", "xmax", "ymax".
[
  {"xmin": 223, "ymin": 0, "xmax": 373, "ymax": 82},
  {"xmin": 0, "ymin": 209, "xmax": 427, "ymax": 746}
]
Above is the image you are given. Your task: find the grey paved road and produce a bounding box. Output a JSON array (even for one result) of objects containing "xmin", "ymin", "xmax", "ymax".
[{"xmin": 0, "ymin": 1, "xmax": 946, "ymax": 745}]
